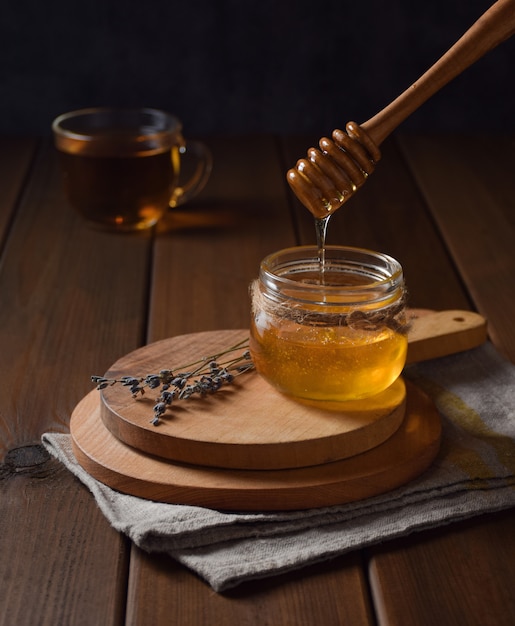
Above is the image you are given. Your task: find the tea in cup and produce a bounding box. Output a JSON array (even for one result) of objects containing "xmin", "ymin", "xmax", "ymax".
[{"xmin": 52, "ymin": 107, "xmax": 212, "ymax": 231}]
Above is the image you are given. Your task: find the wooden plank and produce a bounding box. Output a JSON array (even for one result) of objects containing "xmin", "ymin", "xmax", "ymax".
[
  {"xmin": 0, "ymin": 141, "xmax": 151, "ymax": 456},
  {"xmin": 397, "ymin": 133, "xmax": 515, "ymax": 361},
  {"xmin": 369, "ymin": 510, "xmax": 515, "ymax": 626},
  {"xmin": 125, "ymin": 136, "xmax": 376, "ymax": 624},
  {"xmin": 368, "ymin": 134, "xmax": 515, "ymax": 626},
  {"xmin": 127, "ymin": 548, "xmax": 374, "ymax": 626},
  {"xmin": 279, "ymin": 136, "xmax": 472, "ymax": 312},
  {"xmin": 1, "ymin": 467, "xmax": 129, "ymax": 626},
  {"xmin": 148, "ymin": 135, "xmax": 298, "ymax": 339},
  {"xmin": 0, "ymin": 141, "xmax": 151, "ymax": 625},
  {"xmin": 0, "ymin": 137, "xmax": 37, "ymax": 241}
]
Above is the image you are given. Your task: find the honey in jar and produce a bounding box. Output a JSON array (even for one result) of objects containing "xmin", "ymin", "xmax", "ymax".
[{"xmin": 249, "ymin": 246, "xmax": 408, "ymax": 403}]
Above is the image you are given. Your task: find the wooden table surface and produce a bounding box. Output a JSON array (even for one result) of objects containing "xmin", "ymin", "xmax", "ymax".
[{"xmin": 1, "ymin": 132, "xmax": 514, "ymax": 625}]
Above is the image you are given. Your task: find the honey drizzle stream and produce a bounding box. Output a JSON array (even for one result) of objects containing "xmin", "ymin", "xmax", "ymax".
[{"xmin": 315, "ymin": 215, "xmax": 332, "ymax": 284}]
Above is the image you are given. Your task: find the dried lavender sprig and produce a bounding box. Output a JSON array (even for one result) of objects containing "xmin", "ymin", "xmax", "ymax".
[
  {"xmin": 171, "ymin": 338, "xmax": 250, "ymax": 377},
  {"xmin": 91, "ymin": 339, "xmax": 250, "ymax": 391},
  {"xmin": 91, "ymin": 339, "xmax": 254, "ymax": 425}
]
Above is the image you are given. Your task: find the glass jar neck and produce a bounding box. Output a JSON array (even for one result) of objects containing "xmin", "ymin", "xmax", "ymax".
[{"xmin": 259, "ymin": 245, "xmax": 405, "ymax": 309}]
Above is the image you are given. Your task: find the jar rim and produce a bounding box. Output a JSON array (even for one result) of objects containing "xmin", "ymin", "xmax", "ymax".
[
  {"xmin": 260, "ymin": 240, "xmax": 403, "ymax": 280},
  {"xmin": 259, "ymin": 245, "xmax": 404, "ymax": 308}
]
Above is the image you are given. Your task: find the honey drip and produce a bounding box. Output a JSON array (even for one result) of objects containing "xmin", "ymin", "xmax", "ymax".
[{"xmin": 315, "ymin": 215, "xmax": 331, "ymax": 283}]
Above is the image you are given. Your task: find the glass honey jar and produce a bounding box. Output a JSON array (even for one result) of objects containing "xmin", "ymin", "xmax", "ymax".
[{"xmin": 249, "ymin": 245, "xmax": 408, "ymax": 404}]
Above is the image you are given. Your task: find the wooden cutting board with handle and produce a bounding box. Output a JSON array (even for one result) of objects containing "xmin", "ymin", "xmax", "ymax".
[{"xmin": 69, "ymin": 309, "xmax": 486, "ymax": 510}]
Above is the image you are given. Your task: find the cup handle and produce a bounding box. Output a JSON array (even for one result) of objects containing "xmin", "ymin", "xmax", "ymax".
[{"xmin": 170, "ymin": 139, "xmax": 213, "ymax": 208}]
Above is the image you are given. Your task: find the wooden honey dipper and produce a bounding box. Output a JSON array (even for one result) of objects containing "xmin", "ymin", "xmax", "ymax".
[{"xmin": 287, "ymin": 0, "xmax": 515, "ymax": 218}]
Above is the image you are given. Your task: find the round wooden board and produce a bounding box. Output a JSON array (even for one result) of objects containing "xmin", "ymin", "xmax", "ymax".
[
  {"xmin": 100, "ymin": 329, "xmax": 407, "ymax": 470},
  {"xmin": 70, "ymin": 380, "xmax": 441, "ymax": 511}
]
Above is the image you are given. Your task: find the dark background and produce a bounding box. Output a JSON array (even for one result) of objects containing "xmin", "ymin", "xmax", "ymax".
[{"xmin": 1, "ymin": 0, "xmax": 514, "ymax": 137}]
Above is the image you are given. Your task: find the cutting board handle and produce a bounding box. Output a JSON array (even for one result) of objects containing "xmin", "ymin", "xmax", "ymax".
[{"xmin": 406, "ymin": 309, "xmax": 487, "ymax": 364}]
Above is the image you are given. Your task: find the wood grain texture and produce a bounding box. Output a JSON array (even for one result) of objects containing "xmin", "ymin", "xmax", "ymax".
[
  {"xmin": 148, "ymin": 135, "xmax": 297, "ymax": 340},
  {"xmin": 0, "ymin": 138, "xmax": 37, "ymax": 241},
  {"xmin": 93, "ymin": 310, "xmax": 483, "ymax": 472},
  {"xmin": 0, "ymin": 141, "xmax": 148, "ymax": 624},
  {"xmin": 369, "ymin": 510, "xmax": 515, "ymax": 626},
  {"xmin": 0, "ymin": 142, "xmax": 152, "ymax": 456},
  {"xmin": 71, "ymin": 379, "xmax": 440, "ymax": 510},
  {"xmin": 0, "ymin": 465, "xmax": 129, "ymax": 626},
  {"xmin": 398, "ymin": 133, "xmax": 515, "ymax": 361},
  {"xmin": 368, "ymin": 133, "xmax": 515, "ymax": 626},
  {"xmin": 405, "ymin": 309, "xmax": 486, "ymax": 363},
  {"xmin": 126, "ymin": 547, "xmax": 375, "ymax": 626},
  {"xmin": 100, "ymin": 329, "xmax": 407, "ymax": 470}
]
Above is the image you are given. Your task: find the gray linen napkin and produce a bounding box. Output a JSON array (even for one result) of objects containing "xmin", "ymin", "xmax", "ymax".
[{"xmin": 42, "ymin": 341, "xmax": 515, "ymax": 592}]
